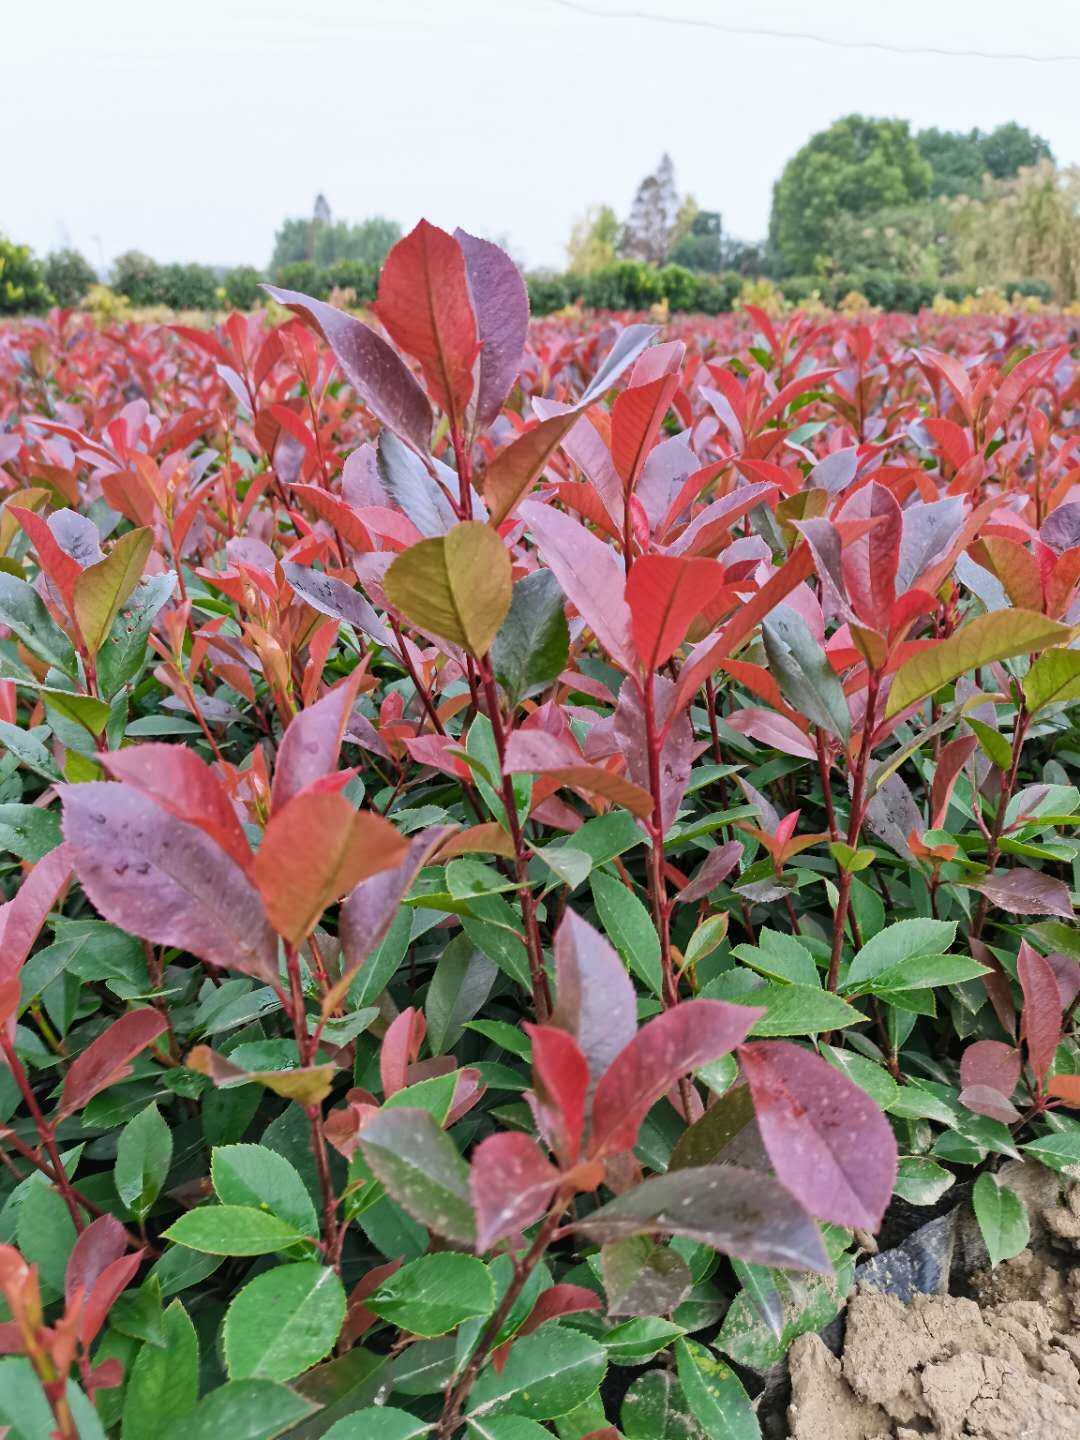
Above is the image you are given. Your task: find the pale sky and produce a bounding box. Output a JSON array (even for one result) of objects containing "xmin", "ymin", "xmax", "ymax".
[{"xmin": 4, "ymin": 0, "xmax": 1079, "ymax": 273}]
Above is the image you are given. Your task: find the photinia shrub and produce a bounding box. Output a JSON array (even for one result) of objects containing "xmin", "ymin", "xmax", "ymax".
[{"xmin": 0, "ymin": 221, "xmax": 1075, "ymax": 1437}]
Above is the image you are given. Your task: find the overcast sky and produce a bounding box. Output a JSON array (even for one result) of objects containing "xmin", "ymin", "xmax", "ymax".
[{"xmin": 4, "ymin": 0, "xmax": 1080, "ymax": 273}]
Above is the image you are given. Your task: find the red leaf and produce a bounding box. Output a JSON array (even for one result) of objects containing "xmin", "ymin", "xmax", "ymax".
[
  {"xmin": 376, "ymin": 220, "xmax": 478, "ymax": 428},
  {"xmin": 726, "ymin": 708, "xmax": 816, "ymax": 760},
  {"xmin": 270, "ymin": 672, "xmax": 363, "ymax": 814},
  {"xmin": 60, "ymin": 1010, "xmax": 167, "ymax": 1119},
  {"xmin": 253, "ymin": 791, "xmax": 408, "ymax": 944},
  {"xmin": 99, "ymin": 744, "xmax": 253, "ymax": 875},
  {"xmin": 61, "ymin": 784, "xmax": 278, "ymax": 983},
  {"xmin": 469, "ymin": 1133, "xmax": 560, "ymax": 1252},
  {"xmin": 930, "ymin": 734, "xmax": 978, "ymax": 829},
  {"xmin": 65, "ymin": 1214, "xmax": 127, "ymax": 1306},
  {"xmin": 958, "ymin": 1084, "xmax": 1021, "ymax": 1124},
  {"xmin": 0, "ymin": 844, "xmax": 73, "ymax": 1001},
  {"xmin": 11, "ymin": 506, "xmax": 83, "ymax": 615},
  {"xmin": 838, "ymin": 481, "xmax": 902, "ymax": 626},
  {"xmin": 1047, "ymin": 1074, "xmax": 1080, "ymax": 1108},
  {"xmin": 514, "ymin": 1283, "xmax": 601, "ymax": 1342},
  {"xmin": 612, "ymin": 373, "xmax": 680, "ymax": 491},
  {"xmin": 380, "ymin": 1008, "xmax": 426, "ymax": 1098},
  {"xmin": 626, "ymin": 555, "xmax": 727, "ymax": 671},
  {"xmin": 1017, "ymin": 941, "xmax": 1063, "ymax": 1088},
  {"xmin": 550, "ymin": 909, "xmax": 638, "ymax": 1093},
  {"xmin": 589, "ymin": 1001, "xmax": 759, "ymax": 1158},
  {"xmin": 740, "ymin": 1040, "xmax": 897, "ymax": 1230},
  {"xmin": 525, "ymin": 1024, "xmax": 589, "ymax": 1166}
]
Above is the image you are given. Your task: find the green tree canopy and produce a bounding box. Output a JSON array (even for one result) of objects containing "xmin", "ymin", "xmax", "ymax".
[
  {"xmin": 270, "ymin": 211, "xmax": 401, "ymax": 272},
  {"xmin": 769, "ymin": 115, "xmax": 932, "ymax": 274},
  {"xmin": 917, "ymin": 123, "xmax": 1054, "ymax": 197}
]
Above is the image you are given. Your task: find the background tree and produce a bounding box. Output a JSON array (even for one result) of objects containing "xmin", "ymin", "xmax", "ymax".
[
  {"xmin": 918, "ymin": 122, "xmax": 1054, "ymax": 197},
  {"xmin": 110, "ymin": 250, "xmax": 163, "ymax": 306},
  {"xmin": 270, "ymin": 205, "xmax": 401, "ymax": 273},
  {"xmin": 566, "ymin": 204, "xmax": 619, "ymax": 274},
  {"xmin": 949, "ymin": 160, "xmax": 1080, "ymax": 303},
  {"xmin": 43, "ymin": 249, "xmax": 97, "ymax": 308},
  {"xmin": 0, "ymin": 235, "xmax": 51, "ymax": 314},
  {"xmin": 621, "ymin": 152, "xmax": 681, "ymax": 263},
  {"xmin": 769, "ymin": 115, "xmax": 932, "ymax": 274},
  {"xmin": 669, "ymin": 208, "xmax": 724, "ymax": 272}
]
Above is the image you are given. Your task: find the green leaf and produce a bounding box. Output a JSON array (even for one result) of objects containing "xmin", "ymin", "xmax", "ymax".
[
  {"xmin": 211, "ymin": 1143, "xmax": 318, "ymax": 1235},
  {"xmin": 844, "ymin": 918, "xmax": 957, "ymax": 989},
  {"xmin": 864, "ymin": 953, "xmax": 988, "ymax": 994},
  {"xmin": 1021, "ymin": 1130, "xmax": 1080, "ymax": 1172},
  {"xmin": 590, "ymin": 870, "xmax": 662, "ymax": 996},
  {"xmin": 163, "ymin": 1205, "xmax": 307, "ymax": 1256},
  {"xmin": 1023, "ymin": 647, "xmax": 1080, "ymax": 713},
  {"xmin": 966, "ymin": 717, "xmax": 1012, "ymax": 770},
  {"xmin": 972, "ymin": 1172, "xmax": 1030, "ymax": 1267},
  {"xmin": 368, "ymin": 1253, "xmax": 494, "ymax": 1336},
  {"xmin": 41, "ymin": 686, "xmax": 112, "ymax": 736},
  {"xmin": 358, "ymin": 1107, "xmax": 475, "ymax": 1244},
  {"xmin": 675, "ymin": 1338, "xmax": 760, "ymax": 1439},
  {"xmin": 603, "ymin": 1316, "xmax": 686, "ymax": 1364},
  {"xmin": 731, "ymin": 930, "xmax": 818, "ymax": 986},
  {"xmin": 16, "ymin": 1180, "xmax": 76, "ymax": 1297},
  {"xmin": 98, "ymin": 571, "xmax": 176, "ymax": 697},
  {"xmin": 893, "ymin": 1158, "xmax": 955, "ymax": 1206},
  {"xmin": 534, "ymin": 843, "xmax": 592, "ymax": 890},
  {"xmin": 115, "ymin": 1102, "xmax": 173, "ymax": 1220},
  {"xmin": 325, "ymin": 1411, "xmax": 431, "ymax": 1439},
  {"xmin": 0, "ymin": 802, "xmax": 62, "ymax": 860},
  {"xmin": 0, "ymin": 570, "xmax": 77, "ymax": 672},
  {"xmin": 491, "ymin": 569, "xmax": 570, "ymax": 704},
  {"xmin": 223, "ymin": 1262, "xmax": 346, "ymax": 1381},
  {"xmin": 122, "ymin": 1300, "xmax": 199, "ymax": 1439},
  {"xmin": 466, "ymin": 1418, "xmax": 553, "ymax": 1440},
  {"xmin": 821, "ymin": 1047, "xmax": 899, "ymax": 1110},
  {"xmin": 0, "ymin": 719, "xmax": 61, "ymax": 780},
  {"xmin": 424, "ymin": 937, "xmax": 497, "ymax": 1055},
  {"xmin": 763, "ymin": 603, "xmax": 850, "ymax": 740},
  {"xmin": 467, "ymin": 1325, "xmax": 606, "ymax": 1421},
  {"xmin": 74, "ymin": 526, "xmax": 153, "ymax": 656},
  {"xmin": 384, "ymin": 521, "xmax": 512, "ymax": 657},
  {"xmin": 622, "ymin": 1369, "xmax": 705, "ymax": 1439},
  {"xmin": 744, "ymin": 983, "xmax": 862, "ymax": 1036},
  {"xmin": 161, "ymin": 1379, "xmax": 316, "ymax": 1440},
  {"xmin": 885, "ymin": 608, "xmax": 1069, "ymax": 717}
]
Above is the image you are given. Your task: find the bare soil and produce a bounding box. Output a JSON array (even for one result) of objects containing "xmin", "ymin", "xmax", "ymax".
[{"xmin": 787, "ymin": 1177, "xmax": 1080, "ymax": 1439}]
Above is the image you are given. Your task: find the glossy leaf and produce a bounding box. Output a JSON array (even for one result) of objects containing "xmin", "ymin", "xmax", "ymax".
[
  {"xmin": 385, "ymin": 520, "xmax": 512, "ymax": 656},
  {"xmin": 73, "ymin": 526, "xmax": 153, "ymax": 656},
  {"xmin": 223, "ymin": 1262, "xmax": 346, "ymax": 1381}
]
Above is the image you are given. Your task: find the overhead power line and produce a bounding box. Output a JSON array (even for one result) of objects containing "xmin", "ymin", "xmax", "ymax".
[{"xmin": 545, "ymin": 0, "xmax": 1080, "ymax": 64}]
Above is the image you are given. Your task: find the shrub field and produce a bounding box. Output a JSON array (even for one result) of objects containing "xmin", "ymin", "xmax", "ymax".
[{"xmin": 0, "ymin": 222, "xmax": 1078, "ymax": 1438}]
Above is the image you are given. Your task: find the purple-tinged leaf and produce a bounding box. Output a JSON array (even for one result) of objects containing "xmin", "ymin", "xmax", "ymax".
[
  {"xmin": 575, "ymin": 1164, "xmax": 829, "ymax": 1273},
  {"xmin": 551, "ymin": 909, "xmax": 637, "ymax": 1094},
  {"xmin": 612, "ymin": 675, "xmax": 693, "ymax": 833},
  {"xmin": 283, "ymin": 563, "xmax": 391, "ymax": 650},
  {"xmin": 0, "ymin": 842, "xmax": 73, "ymax": 999},
  {"xmin": 358, "ymin": 1107, "xmax": 475, "ymax": 1244},
  {"xmin": 61, "ymin": 783, "xmax": 278, "ymax": 984},
  {"xmin": 600, "ymin": 1236, "xmax": 693, "ymax": 1317},
  {"xmin": 958, "ymin": 1084, "xmax": 1021, "ymax": 1124},
  {"xmin": 959, "ymin": 1040, "xmax": 1021, "ymax": 1098},
  {"xmin": 590, "ymin": 1001, "xmax": 760, "ymax": 1158},
  {"xmin": 469, "ymin": 1133, "xmax": 560, "ymax": 1252},
  {"xmin": 455, "ymin": 228, "xmax": 529, "ymax": 431},
  {"xmin": 263, "ymin": 285, "xmax": 433, "ymax": 454},
  {"xmin": 270, "ymin": 673, "xmax": 362, "ymax": 814},
  {"xmin": 676, "ymin": 841, "xmax": 742, "ymax": 905},
  {"xmin": 739, "ymin": 1039, "xmax": 897, "ymax": 1230},
  {"xmin": 974, "ymin": 868, "xmax": 1075, "ymax": 920},
  {"xmin": 1017, "ymin": 942, "xmax": 1063, "ymax": 1087},
  {"xmin": 525, "ymin": 1023, "xmax": 588, "ymax": 1166},
  {"xmin": 519, "ymin": 501, "xmax": 636, "ymax": 671}
]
